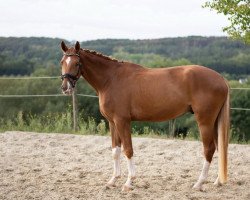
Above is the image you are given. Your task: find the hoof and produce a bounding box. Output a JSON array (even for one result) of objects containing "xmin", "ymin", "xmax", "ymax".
[
  {"xmin": 105, "ymin": 182, "xmax": 116, "ymax": 189},
  {"xmin": 106, "ymin": 176, "xmax": 120, "ymax": 189},
  {"xmin": 213, "ymin": 176, "xmax": 222, "ymax": 186},
  {"xmin": 214, "ymin": 179, "xmax": 222, "ymax": 186},
  {"xmin": 122, "ymin": 184, "xmax": 133, "ymax": 192},
  {"xmin": 105, "ymin": 184, "xmax": 115, "ymax": 189},
  {"xmin": 192, "ymin": 184, "xmax": 203, "ymax": 191},
  {"xmin": 106, "ymin": 183, "xmax": 116, "ymax": 189}
]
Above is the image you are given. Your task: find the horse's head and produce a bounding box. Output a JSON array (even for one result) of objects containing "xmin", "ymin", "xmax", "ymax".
[{"xmin": 60, "ymin": 41, "xmax": 82, "ymax": 95}]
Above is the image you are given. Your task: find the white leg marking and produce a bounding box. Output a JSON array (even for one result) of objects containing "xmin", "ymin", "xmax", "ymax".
[
  {"xmin": 112, "ymin": 146, "xmax": 121, "ymax": 177},
  {"xmin": 126, "ymin": 157, "xmax": 135, "ymax": 178},
  {"xmin": 193, "ymin": 160, "xmax": 210, "ymax": 190},
  {"xmin": 123, "ymin": 156, "xmax": 135, "ymax": 191},
  {"xmin": 107, "ymin": 146, "xmax": 121, "ymax": 187}
]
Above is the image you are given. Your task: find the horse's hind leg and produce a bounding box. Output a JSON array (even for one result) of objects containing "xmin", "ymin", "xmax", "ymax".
[{"xmin": 193, "ymin": 122, "xmax": 217, "ymax": 191}]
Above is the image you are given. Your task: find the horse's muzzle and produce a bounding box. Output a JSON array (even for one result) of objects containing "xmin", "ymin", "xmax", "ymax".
[
  {"xmin": 62, "ymin": 88, "xmax": 74, "ymax": 95},
  {"xmin": 61, "ymin": 81, "xmax": 74, "ymax": 95}
]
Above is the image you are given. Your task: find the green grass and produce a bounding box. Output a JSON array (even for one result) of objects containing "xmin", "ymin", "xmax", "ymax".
[
  {"xmin": 0, "ymin": 111, "xmax": 107, "ymax": 135},
  {"xmin": 0, "ymin": 111, "xmax": 249, "ymax": 144}
]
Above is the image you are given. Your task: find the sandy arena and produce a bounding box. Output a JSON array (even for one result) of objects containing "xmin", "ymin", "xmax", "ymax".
[{"xmin": 0, "ymin": 131, "xmax": 249, "ymax": 200}]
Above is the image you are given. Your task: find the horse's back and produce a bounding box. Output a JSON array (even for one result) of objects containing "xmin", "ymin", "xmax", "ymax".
[
  {"xmin": 128, "ymin": 65, "xmax": 228, "ymax": 121},
  {"xmin": 130, "ymin": 65, "xmax": 227, "ymax": 100}
]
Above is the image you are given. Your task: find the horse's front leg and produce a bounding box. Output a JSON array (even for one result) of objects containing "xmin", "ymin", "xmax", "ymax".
[
  {"xmin": 106, "ymin": 122, "xmax": 121, "ymax": 188},
  {"xmin": 114, "ymin": 119, "xmax": 135, "ymax": 191},
  {"xmin": 123, "ymin": 152, "xmax": 135, "ymax": 191}
]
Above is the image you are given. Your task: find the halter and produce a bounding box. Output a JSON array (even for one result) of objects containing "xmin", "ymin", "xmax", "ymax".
[{"xmin": 61, "ymin": 53, "xmax": 82, "ymax": 88}]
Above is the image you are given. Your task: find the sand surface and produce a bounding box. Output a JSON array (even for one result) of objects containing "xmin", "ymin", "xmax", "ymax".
[{"xmin": 0, "ymin": 131, "xmax": 249, "ymax": 200}]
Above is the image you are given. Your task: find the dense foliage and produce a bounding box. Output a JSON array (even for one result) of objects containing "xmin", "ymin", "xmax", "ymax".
[
  {"xmin": 0, "ymin": 37, "xmax": 249, "ymax": 142},
  {"xmin": 0, "ymin": 37, "xmax": 62, "ymax": 75},
  {"xmin": 0, "ymin": 36, "xmax": 250, "ymax": 76},
  {"xmin": 204, "ymin": 0, "xmax": 250, "ymax": 43}
]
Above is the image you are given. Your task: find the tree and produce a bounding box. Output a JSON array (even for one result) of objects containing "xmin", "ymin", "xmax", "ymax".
[{"xmin": 204, "ymin": 0, "xmax": 250, "ymax": 44}]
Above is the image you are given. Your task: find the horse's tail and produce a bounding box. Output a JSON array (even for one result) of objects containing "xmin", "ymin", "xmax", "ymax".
[{"xmin": 217, "ymin": 85, "xmax": 230, "ymax": 184}]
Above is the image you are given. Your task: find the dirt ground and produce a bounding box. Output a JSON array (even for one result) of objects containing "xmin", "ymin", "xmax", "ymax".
[{"xmin": 0, "ymin": 131, "xmax": 249, "ymax": 200}]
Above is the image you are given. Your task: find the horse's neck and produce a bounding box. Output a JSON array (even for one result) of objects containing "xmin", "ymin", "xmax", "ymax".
[{"xmin": 80, "ymin": 51, "xmax": 118, "ymax": 93}]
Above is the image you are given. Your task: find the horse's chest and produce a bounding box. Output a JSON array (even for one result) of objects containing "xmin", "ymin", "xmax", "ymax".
[{"xmin": 99, "ymin": 97, "xmax": 114, "ymax": 120}]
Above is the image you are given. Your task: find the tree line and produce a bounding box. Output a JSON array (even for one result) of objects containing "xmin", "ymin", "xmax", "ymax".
[{"xmin": 0, "ymin": 36, "xmax": 250, "ymax": 76}]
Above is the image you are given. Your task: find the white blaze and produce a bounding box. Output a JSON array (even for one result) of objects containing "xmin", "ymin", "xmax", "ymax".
[{"xmin": 65, "ymin": 57, "xmax": 71, "ymax": 65}]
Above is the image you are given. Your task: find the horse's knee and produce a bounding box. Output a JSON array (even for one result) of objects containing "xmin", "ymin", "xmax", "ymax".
[
  {"xmin": 123, "ymin": 148, "xmax": 133, "ymax": 159},
  {"xmin": 112, "ymin": 146, "xmax": 121, "ymax": 159}
]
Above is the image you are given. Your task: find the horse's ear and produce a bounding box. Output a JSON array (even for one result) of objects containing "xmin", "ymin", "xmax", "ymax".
[
  {"xmin": 61, "ymin": 41, "xmax": 68, "ymax": 52},
  {"xmin": 75, "ymin": 41, "xmax": 80, "ymax": 52}
]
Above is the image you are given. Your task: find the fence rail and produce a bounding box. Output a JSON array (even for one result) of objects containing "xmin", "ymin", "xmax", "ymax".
[
  {"xmin": 230, "ymin": 108, "xmax": 250, "ymax": 111},
  {"xmin": 0, "ymin": 94, "xmax": 66, "ymax": 98},
  {"xmin": 77, "ymin": 94, "xmax": 99, "ymax": 98},
  {"xmin": 0, "ymin": 76, "xmax": 59, "ymax": 80},
  {"xmin": 231, "ymin": 88, "xmax": 250, "ymax": 90},
  {"xmin": 0, "ymin": 94, "xmax": 99, "ymax": 98}
]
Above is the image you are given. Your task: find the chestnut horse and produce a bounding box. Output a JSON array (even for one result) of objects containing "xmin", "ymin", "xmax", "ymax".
[{"xmin": 60, "ymin": 41, "xmax": 230, "ymax": 191}]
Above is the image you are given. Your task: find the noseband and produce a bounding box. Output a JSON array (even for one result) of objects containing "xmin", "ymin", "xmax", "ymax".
[{"xmin": 61, "ymin": 53, "xmax": 82, "ymax": 88}]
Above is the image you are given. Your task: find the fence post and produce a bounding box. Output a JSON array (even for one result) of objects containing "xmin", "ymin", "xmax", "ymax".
[
  {"xmin": 169, "ymin": 119, "xmax": 176, "ymax": 137},
  {"xmin": 72, "ymin": 89, "xmax": 78, "ymax": 132}
]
